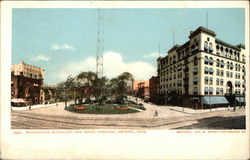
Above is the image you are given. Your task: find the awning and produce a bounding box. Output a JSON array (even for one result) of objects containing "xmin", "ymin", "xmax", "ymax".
[
  {"xmin": 191, "ymin": 97, "xmax": 199, "ymax": 100},
  {"xmin": 193, "ymin": 77, "xmax": 198, "ymax": 82},
  {"xmin": 236, "ymin": 97, "xmax": 245, "ymax": 103},
  {"xmin": 202, "ymin": 96, "xmax": 229, "ymax": 105},
  {"xmin": 220, "ymin": 61, "xmax": 225, "ymax": 66},
  {"xmin": 205, "ymin": 67, "xmax": 209, "ymax": 72},
  {"xmin": 11, "ymin": 98, "xmax": 26, "ymax": 103}
]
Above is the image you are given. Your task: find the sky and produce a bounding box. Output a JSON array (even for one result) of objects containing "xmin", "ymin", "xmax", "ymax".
[{"xmin": 12, "ymin": 8, "xmax": 245, "ymax": 85}]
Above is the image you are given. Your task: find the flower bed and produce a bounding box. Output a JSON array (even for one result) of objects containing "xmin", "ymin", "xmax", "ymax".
[
  {"xmin": 116, "ymin": 106, "xmax": 129, "ymax": 111},
  {"xmin": 74, "ymin": 106, "xmax": 87, "ymax": 110}
]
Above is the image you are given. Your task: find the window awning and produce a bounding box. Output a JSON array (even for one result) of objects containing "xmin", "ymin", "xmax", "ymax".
[
  {"xmin": 205, "ymin": 67, "xmax": 209, "ymax": 72},
  {"xmin": 209, "ymin": 88, "xmax": 213, "ymax": 92},
  {"xmin": 205, "ymin": 77, "xmax": 209, "ymax": 80},
  {"xmin": 202, "ymin": 96, "xmax": 229, "ymax": 104},
  {"xmin": 205, "ymin": 87, "xmax": 209, "ymax": 92},
  {"xmin": 216, "ymin": 88, "xmax": 220, "ymax": 91},
  {"xmin": 236, "ymin": 97, "xmax": 245, "ymax": 103},
  {"xmin": 193, "ymin": 77, "xmax": 198, "ymax": 82}
]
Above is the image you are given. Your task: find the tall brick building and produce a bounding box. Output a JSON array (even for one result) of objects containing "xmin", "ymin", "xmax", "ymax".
[{"xmin": 11, "ymin": 61, "xmax": 45, "ymax": 105}]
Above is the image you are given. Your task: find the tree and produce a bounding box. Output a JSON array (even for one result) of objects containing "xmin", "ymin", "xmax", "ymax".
[{"xmin": 64, "ymin": 75, "xmax": 75, "ymax": 108}]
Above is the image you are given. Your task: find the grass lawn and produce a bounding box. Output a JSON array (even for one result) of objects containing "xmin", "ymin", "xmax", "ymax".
[{"xmin": 65, "ymin": 104, "xmax": 139, "ymax": 114}]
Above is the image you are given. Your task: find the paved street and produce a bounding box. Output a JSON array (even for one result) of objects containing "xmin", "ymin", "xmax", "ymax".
[{"xmin": 11, "ymin": 97, "xmax": 246, "ymax": 129}]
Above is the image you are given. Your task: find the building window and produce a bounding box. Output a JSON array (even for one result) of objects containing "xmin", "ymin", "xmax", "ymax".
[
  {"xmin": 209, "ymin": 43, "xmax": 213, "ymax": 53},
  {"xmin": 209, "ymin": 77, "xmax": 213, "ymax": 85},
  {"xmin": 220, "ymin": 60, "xmax": 225, "ymax": 68},
  {"xmin": 204, "ymin": 42, "xmax": 209, "ymax": 52},
  {"xmin": 220, "ymin": 70, "xmax": 224, "ymax": 76},
  {"xmin": 193, "ymin": 68, "xmax": 198, "ymax": 75},
  {"xmin": 204, "ymin": 56, "xmax": 209, "ymax": 64},
  {"xmin": 230, "ymin": 72, "xmax": 233, "ymax": 78},
  {"xmin": 227, "ymin": 62, "xmax": 230, "ymax": 69},
  {"xmin": 194, "ymin": 56, "xmax": 198, "ymax": 66},
  {"xmin": 235, "ymin": 64, "xmax": 238, "ymax": 71},
  {"xmin": 205, "ymin": 76, "xmax": 209, "ymax": 84},
  {"xmin": 193, "ymin": 87, "xmax": 198, "ymax": 95},
  {"xmin": 216, "ymin": 88, "xmax": 220, "ymax": 95},
  {"xmin": 216, "ymin": 78, "xmax": 220, "ymax": 85},
  {"xmin": 205, "ymin": 67, "xmax": 209, "ymax": 74},
  {"xmin": 216, "ymin": 59, "xmax": 220, "ymax": 67},
  {"xmin": 209, "ymin": 87, "xmax": 213, "ymax": 95},
  {"xmin": 193, "ymin": 77, "xmax": 198, "ymax": 85},
  {"xmin": 230, "ymin": 62, "xmax": 234, "ymax": 70},
  {"xmin": 205, "ymin": 87, "xmax": 209, "ymax": 95},
  {"xmin": 220, "ymin": 88, "xmax": 224, "ymax": 95},
  {"xmin": 209, "ymin": 57, "xmax": 214, "ymax": 65},
  {"xmin": 226, "ymin": 71, "xmax": 229, "ymax": 77},
  {"xmin": 209, "ymin": 68, "xmax": 214, "ymax": 75},
  {"xmin": 220, "ymin": 79, "xmax": 224, "ymax": 86},
  {"xmin": 216, "ymin": 69, "xmax": 220, "ymax": 76}
]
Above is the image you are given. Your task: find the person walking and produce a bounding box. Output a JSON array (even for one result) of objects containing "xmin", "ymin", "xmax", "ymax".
[
  {"xmin": 154, "ymin": 110, "xmax": 158, "ymax": 117},
  {"xmin": 29, "ymin": 104, "xmax": 31, "ymax": 110}
]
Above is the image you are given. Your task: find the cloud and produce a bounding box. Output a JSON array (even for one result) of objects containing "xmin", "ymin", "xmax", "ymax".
[
  {"xmin": 51, "ymin": 44, "xmax": 76, "ymax": 51},
  {"xmin": 31, "ymin": 54, "xmax": 50, "ymax": 61},
  {"xmin": 143, "ymin": 52, "xmax": 159, "ymax": 58},
  {"xmin": 57, "ymin": 51, "xmax": 156, "ymax": 81}
]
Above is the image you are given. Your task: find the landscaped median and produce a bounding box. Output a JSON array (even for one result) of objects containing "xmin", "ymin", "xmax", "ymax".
[{"xmin": 65, "ymin": 104, "xmax": 139, "ymax": 114}]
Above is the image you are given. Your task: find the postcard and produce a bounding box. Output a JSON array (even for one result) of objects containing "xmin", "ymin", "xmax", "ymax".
[{"xmin": 1, "ymin": 1, "xmax": 249, "ymax": 159}]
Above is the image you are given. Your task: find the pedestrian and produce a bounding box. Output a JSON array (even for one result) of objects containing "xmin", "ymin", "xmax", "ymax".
[
  {"xmin": 227, "ymin": 105, "xmax": 230, "ymax": 110},
  {"xmin": 29, "ymin": 104, "xmax": 31, "ymax": 110},
  {"xmin": 56, "ymin": 103, "xmax": 58, "ymax": 107},
  {"xmin": 154, "ymin": 110, "xmax": 158, "ymax": 117}
]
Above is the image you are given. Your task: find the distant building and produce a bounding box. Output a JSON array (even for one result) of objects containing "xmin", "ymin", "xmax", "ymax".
[
  {"xmin": 149, "ymin": 76, "xmax": 160, "ymax": 104},
  {"xmin": 157, "ymin": 26, "xmax": 246, "ymax": 108},
  {"xmin": 136, "ymin": 82, "xmax": 150, "ymax": 99},
  {"xmin": 11, "ymin": 61, "xmax": 45, "ymax": 105}
]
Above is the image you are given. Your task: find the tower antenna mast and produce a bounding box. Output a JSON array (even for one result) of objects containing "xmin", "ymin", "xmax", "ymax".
[
  {"xmin": 96, "ymin": 8, "xmax": 104, "ymax": 79},
  {"xmin": 96, "ymin": 8, "xmax": 104, "ymax": 100}
]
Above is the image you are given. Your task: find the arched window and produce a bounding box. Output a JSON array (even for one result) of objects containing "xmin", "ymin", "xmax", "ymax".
[
  {"xmin": 220, "ymin": 60, "xmax": 225, "ymax": 68},
  {"xmin": 205, "ymin": 76, "xmax": 209, "ymax": 84},
  {"xmin": 204, "ymin": 56, "xmax": 209, "ymax": 64},
  {"xmin": 216, "ymin": 59, "xmax": 220, "ymax": 67},
  {"xmin": 209, "ymin": 43, "xmax": 213, "ymax": 53},
  {"xmin": 220, "ymin": 46, "xmax": 224, "ymax": 51},
  {"xmin": 204, "ymin": 41, "xmax": 208, "ymax": 52},
  {"xmin": 227, "ymin": 62, "xmax": 230, "ymax": 69},
  {"xmin": 209, "ymin": 57, "xmax": 214, "ymax": 65},
  {"xmin": 194, "ymin": 56, "xmax": 198, "ymax": 66}
]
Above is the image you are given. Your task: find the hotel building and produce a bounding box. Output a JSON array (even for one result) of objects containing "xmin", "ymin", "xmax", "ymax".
[
  {"xmin": 157, "ymin": 26, "xmax": 246, "ymax": 107},
  {"xmin": 11, "ymin": 61, "xmax": 45, "ymax": 105}
]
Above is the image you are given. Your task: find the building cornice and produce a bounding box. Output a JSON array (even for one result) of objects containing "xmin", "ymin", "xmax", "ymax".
[{"xmin": 215, "ymin": 39, "xmax": 241, "ymax": 51}]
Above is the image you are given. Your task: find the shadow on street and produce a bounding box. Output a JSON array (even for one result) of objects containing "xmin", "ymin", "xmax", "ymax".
[{"xmin": 174, "ymin": 115, "xmax": 246, "ymax": 129}]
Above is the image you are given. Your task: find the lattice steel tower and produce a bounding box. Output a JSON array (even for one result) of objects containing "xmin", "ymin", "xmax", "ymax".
[{"xmin": 96, "ymin": 8, "xmax": 104, "ymax": 79}]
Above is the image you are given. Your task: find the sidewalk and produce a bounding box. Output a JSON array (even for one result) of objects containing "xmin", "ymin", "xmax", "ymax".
[
  {"xmin": 169, "ymin": 106, "xmax": 245, "ymax": 114},
  {"xmin": 11, "ymin": 102, "xmax": 64, "ymax": 111}
]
